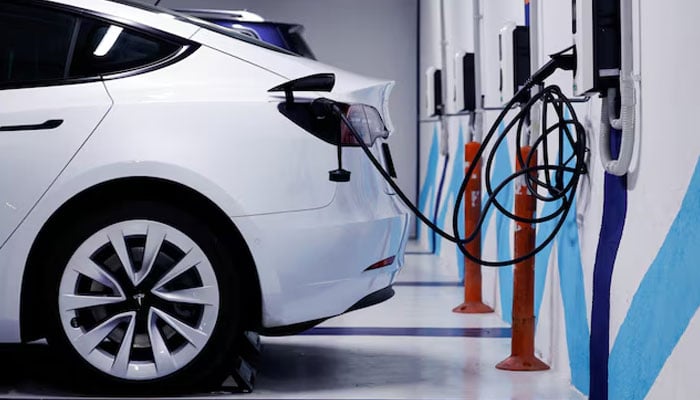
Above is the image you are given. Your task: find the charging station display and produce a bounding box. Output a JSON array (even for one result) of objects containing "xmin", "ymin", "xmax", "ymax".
[
  {"xmin": 573, "ymin": 0, "xmax": 621, "ymax": 95},
  {"xmin": 499, "ymin": 23, "xmax": 531, "ymax": 104},
  {"xmin": 425, "ymin": 67, "xmax": 444, "ymax": 117},
  {"xmin": 456, "ymin": 52, "xmax": 476, "ymax": 112}
]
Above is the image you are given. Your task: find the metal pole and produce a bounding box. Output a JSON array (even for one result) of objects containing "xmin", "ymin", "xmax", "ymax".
[
  {"xmin": 528, "ymin": 0, "xmax": 541, "ymax": 147},
  {"xmin": 453, "ymin": 140, "xmax": 493, "ymax": 314},
  {"xmin": 472, "ymin": 0, "xmax": 484, "ymax": 143},
  {"xmin": 496, "ymin": 146, "xmax": 549, "ymax": 371},
  {"xmin": 438, "ymin": 0, "xmax": 450, "ymax": 156}
]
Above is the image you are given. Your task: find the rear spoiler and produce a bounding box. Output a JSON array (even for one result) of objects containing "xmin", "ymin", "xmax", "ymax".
[{"xmin": 268, "ymin": 73, "xmax": 335, "ymax": 105}]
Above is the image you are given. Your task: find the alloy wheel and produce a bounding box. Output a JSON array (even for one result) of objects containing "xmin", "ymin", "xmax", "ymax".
[{"xmin": 58, "ymin": 220, "xmax": 220, "ymax": 381}]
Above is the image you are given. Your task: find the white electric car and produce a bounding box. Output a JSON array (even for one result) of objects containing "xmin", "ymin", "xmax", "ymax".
[{"xmin": 0, "ymin": 0, "xmax": 409, "ymax": 392}]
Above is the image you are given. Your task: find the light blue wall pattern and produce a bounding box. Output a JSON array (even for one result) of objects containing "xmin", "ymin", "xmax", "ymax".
[
  {"xmin": 417, "ymin": 125, "xmax": 440, "ymax": 247},
  {"xmin": 434, "ymin": 124, "xmax": 466, "ymax": 279},
  {"xmin": 556, "ymin": 203, "xmax": 590, "ymax": 395},
  {"xmin": 609, "ymin": 158, "xmax": 700, "ymax": 400},
  {"xmin": 531, "ymin": 179, "xmax": 590, "ymax": 395},
  {"xmin": 480, "ymin": 121, "xmax": 515, "ymax": 323},
  {"xmin": 416, "ymin": 116, "xmax": 700, "ymax": 399},
  {"xmin": 532, "ymin": 113, "xmax": 590, "ymax": 394}
]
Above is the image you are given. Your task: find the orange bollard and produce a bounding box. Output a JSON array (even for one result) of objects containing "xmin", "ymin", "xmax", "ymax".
[
  {"xmin": 453, "ymin": 141, "xmax": 493, "ymax": 314},
  {"xmin": 496, "ymin": 146, "xmax": 549, "ymax": 371}
]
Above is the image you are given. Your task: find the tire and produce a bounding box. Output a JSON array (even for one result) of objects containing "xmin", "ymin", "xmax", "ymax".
[{"xmin": 43, "ymin": 200, "xmax": 242, "ymax": 394}]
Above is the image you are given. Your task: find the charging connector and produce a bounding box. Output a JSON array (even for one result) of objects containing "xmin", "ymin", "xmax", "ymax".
[{"xmin": 312, "ymin": 98, "xmax": 352, "ymax": 182}]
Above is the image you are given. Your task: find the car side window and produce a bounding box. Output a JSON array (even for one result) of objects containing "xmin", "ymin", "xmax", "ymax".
[
  {"xmin": 0, "ymin": 4, "xmax": 77, "ymax": 86},
  {"xmin": 0, "ymin": 3, "xmax": 185, "ymax": 89},
  {"xmin": 69, "ymin": 18, "xmax": 182, "ymax": 78}
]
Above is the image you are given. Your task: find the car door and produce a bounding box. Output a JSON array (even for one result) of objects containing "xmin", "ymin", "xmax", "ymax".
[{"xmin": 0, "ymin": 3, "xmax": 112, "ymax": 246}]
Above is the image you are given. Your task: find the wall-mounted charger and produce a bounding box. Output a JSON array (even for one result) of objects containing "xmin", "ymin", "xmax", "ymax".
[
  {"xmin": 499, "ymin": 23, "xmax": 531, "ymax": 104},
  {"xmin": 572, "ymin": 0, "xmax": 621, "ymax": 95},
  {"xmin": 455, "ymin": 52, "xmax": 477, "ymax": 112},
  {"xmin": 426, "ymin": 67, "xmax": 444, "ymax": 117}
]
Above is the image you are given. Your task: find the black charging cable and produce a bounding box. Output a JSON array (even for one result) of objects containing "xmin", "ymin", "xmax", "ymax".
[{"xmin": 316, "ymin": 47, "xmax": 586, "ymax": 267}]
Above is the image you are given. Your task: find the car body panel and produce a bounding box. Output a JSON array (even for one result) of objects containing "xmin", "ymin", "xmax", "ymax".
[
  {"xmin": 192, "ymin": 29, "xmax": 396, "ymax": 131},
  {"xmin": 235, "ymin": 151, "xmax": 410, "ymax": 327},
  {"xmin": 0, "ymin": 83, "xmax": 113, "ymax": 246},
  {"xmin": 98, "ymin": 46, "xmax": 338, "ymax": 215}
]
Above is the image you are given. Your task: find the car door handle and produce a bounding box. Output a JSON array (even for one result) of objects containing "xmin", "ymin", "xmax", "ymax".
[{"xmin": 0, "ymin": 119, "xmax": 64, "ymax": 132}]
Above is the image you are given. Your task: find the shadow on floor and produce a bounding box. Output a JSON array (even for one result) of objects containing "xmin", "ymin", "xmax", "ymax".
[
  {"xmin": 0, "ymin": 343, "xmax": 79, "ymax": 396},
  {"xmin": 0, "ymin": 339, "xmax": 456, "ymax": 397}
]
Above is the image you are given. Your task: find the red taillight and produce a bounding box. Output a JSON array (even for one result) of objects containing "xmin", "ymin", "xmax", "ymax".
[
  {"xmin": 340, "ymin": 117, "xmax": 361, "ymax": 146},
  {"xmin": 339, "ymin": 104, "xmax": 389, "ymax": 146},
  {"xmin": 364, "ymin": 256, "xmax": 396, "ymax": 271},
  {"xmin": 276, "ymin": 101, "xmax": 388, "ymax": 147}
]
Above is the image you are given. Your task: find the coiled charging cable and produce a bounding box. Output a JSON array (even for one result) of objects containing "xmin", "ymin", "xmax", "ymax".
[{"xmin": 317, "ymin": 48, "xmax": 587, "ymax": 267}]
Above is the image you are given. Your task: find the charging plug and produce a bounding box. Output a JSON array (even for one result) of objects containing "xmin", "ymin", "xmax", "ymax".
[
  {"xmin": 329, "ymin": 169, "xmax": 351, "ymax": 182},
  {"xmin": 311, "ymin": 97, "xmax": 337, "ymax": 118},
  {"xmin": 523, "ymin": 47, "xmax": 577, "ymax": 90},
  {"xmin": 312, "ymin": 98, "xmax": 352, "ymax": 183}
]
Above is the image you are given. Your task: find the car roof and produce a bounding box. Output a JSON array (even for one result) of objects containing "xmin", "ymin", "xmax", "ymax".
[
  {"xmin": 174, "ymin": 9, "xmax": 265, "ymax": 22},
  {"xmin": 176, "ymin": 8, "xmax": 303, "ymax": 31}
]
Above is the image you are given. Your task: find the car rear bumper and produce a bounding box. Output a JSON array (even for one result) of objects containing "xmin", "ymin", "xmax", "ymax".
[
  {"xmin": 259, "ymin": 286, "xmax": 395, "ymax": 336},
  {"xmin": 231, "ymin": 168, "xmax": 410, "ymax": 330}
]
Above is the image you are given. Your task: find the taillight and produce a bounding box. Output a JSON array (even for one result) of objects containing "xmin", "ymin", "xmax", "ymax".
[
  {"xmin": 278, "ymin": 101, "xmax": 389, "ymax": 147},
  {"xmin": 340, "ymin": 104, "xmax": 390, "ymax": 146}
]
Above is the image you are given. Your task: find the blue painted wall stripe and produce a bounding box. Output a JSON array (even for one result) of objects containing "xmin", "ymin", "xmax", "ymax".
[
  {"xmin": 534, "ymin": 110, "xmax": 574, "ymax": 319},
  {"xmin": 417, "ymin": 126, "xmax": 440, "ymax": 248},
  {"xmin": 525, "ymin": 2, "xmax": 530, "ymax": 26},
  {"xmin": 303, "ymin": 326, "xmax": 511, "ymax": 338},
  {"xmin": 394, "ymin": 281, "xmax": 462, "ymax": 287},
  {"xmin": 557, "ymin": 205, "xmax": 590, "ymax": 395},
  {"xmin": 556, "ymin": 113, "xmax": 590, "ymax": 394},
  {"xmin": 532, "ymin": 111, "xmax": 590, "ymax": 394},
  {"xmin": 454, "ymin": 123, "xmax": 466, "ymax": 279},
  {"xmin": 480, "ymin": 121, "xmax": 515, "ymax": 322},
  {"xmin": 590, "ymin": 127, "xmax": 627, "ymax": 400},
  {"xmin": 435, "ymin": 123, "xmax": 466, "ymax": 277},
  {"xmin": 609, "ymin": 157, "xmax": 700, "ymax": 400},
  {"xmin": 534, "ymin": 193, "xmax": 557, "ymax": 319}
]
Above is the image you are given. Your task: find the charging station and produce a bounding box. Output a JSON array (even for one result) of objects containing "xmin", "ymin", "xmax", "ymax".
[
  {"xmin": 426, "ymin": 67, "xmax": 444, "ymax": 116},
  {"xmin": 499, "ymin": 23, "xmax": 531, "ymax": 104},
  {"xmin": 455, "ymin": 52, "xmax": 477, "ymax": 112},
  {"xmin": 572, "ymin": 0, "xmax": 621, "ymax": 95}
]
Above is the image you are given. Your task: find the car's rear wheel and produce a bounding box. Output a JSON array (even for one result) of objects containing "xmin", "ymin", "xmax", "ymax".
[{"xmin": 44, "ymin": 200, "xmax": 242, "ymax": 393}]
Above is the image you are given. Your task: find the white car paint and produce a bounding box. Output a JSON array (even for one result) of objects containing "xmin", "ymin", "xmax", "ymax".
[
  {"xmin": 0, "ymin": 83, "xmax": 112, "ymax": 246},
  {"xmin": 0, "ymin": 0, "xmax": 410, "ymax": 343}
]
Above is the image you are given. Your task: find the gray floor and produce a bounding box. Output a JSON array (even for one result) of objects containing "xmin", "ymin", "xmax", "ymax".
[{"xmin": 0, "ymin": 252, "xmax": 584, "ymax": 399}]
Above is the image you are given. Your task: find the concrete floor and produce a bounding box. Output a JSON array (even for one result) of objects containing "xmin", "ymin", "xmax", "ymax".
[{"xmin": 0, "ymin": 251, "xmax": 584, "ymax": 400}]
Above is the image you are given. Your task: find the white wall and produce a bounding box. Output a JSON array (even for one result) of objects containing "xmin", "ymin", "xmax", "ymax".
[
  {"xmin": 419, "ymin": 0, "xmax": 700, "ymax": 399},
  {"xmin": 415, "ymin": 0, "xmax": 476, "ymax": 256},
  {"xmin": 160, "ymin": 0, "xmax": 419, "ymax": 235}
]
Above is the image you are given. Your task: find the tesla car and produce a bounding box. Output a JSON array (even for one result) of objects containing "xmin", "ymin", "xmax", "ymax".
[
  {"xmin": 0, "ymin": 0, "xmax": 409, "ymax": 392},
  {"xmin": 177, "ymin": 8, "xmax": 317, "ymax": 60}
]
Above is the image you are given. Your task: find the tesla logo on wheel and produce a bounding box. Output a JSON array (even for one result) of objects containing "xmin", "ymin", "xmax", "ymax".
[{"xmin": 133, "ymin": 293, "xmax": 146, "ymax": 308}]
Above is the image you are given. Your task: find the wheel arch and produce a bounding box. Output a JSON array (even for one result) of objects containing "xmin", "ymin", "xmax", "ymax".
[{"xmin": 20, "ymin": 177, "xmax": 262, "ymax": 342}]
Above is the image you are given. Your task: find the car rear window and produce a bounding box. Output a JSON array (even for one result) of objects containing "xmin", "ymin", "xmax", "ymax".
[
  {"xmin": 70, "ymin": 17, "xmax": 182, "ymax": 78},
  {"xmin": 108, "ymin": 0, "xmax": 298, "ymax": 57}
]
